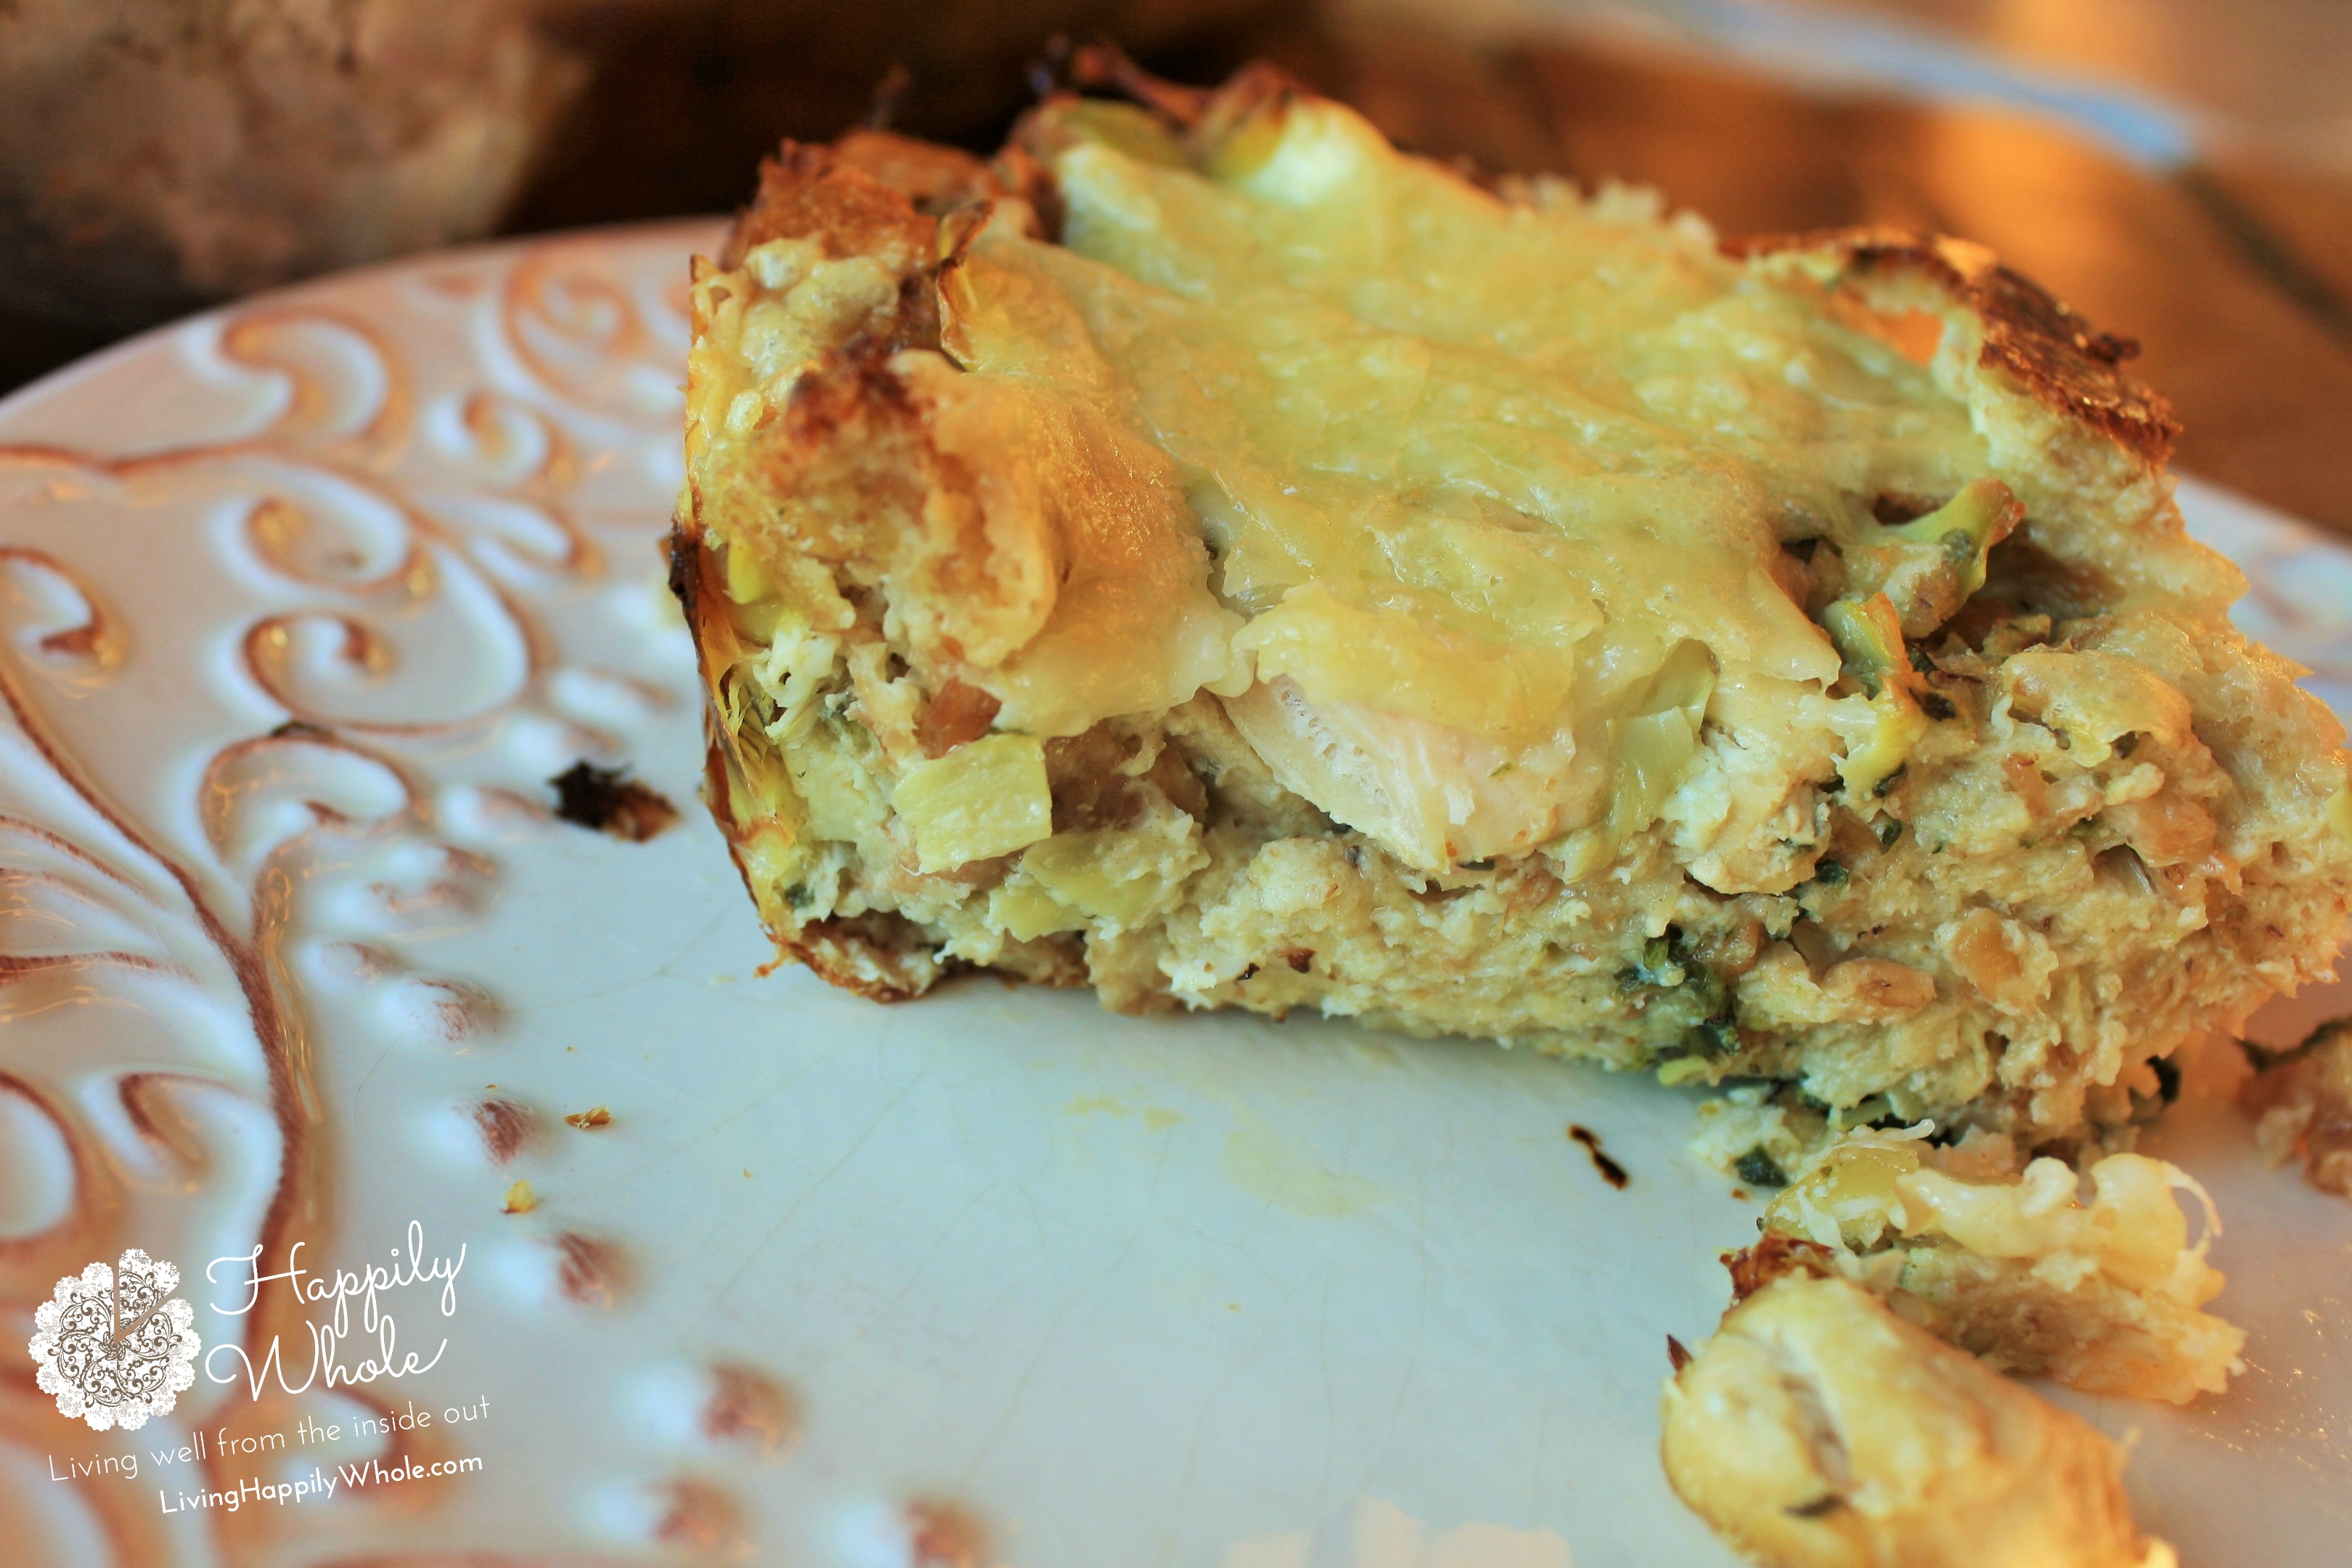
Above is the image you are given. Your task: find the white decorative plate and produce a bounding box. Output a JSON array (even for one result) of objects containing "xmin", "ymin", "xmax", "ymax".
[{"xmin": 0, "ymin": 223, "xmax": 2345, "ymax": 1568}]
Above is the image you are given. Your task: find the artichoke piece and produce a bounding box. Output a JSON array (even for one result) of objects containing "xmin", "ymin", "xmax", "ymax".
[
  {"xmin": 1837, "ymin": 698, "xmax": 1927, "ymax": 799},
  {"xmin": 893, "ymin": 732, "xmax": 1053, "ymax": 873},
  {"xmin": 1852, "ymin": 478, "xmax": 2024, "ymax": 638},
  {"xmin": 1606, "ymin": 639, "xmax": 1718, "ymax": 842},
  {"xmin": 986, "ymin": 876, "xmax": 1084, "ymax": 942},
  {"xmin": 1821, "ymin": 594, "xmax": 1928, "ymax": 798},
  {"xmin": 1553, "ymin": 640, "xmax": 1719, "ymax": 882},
  {"xmin": 1053, "ymin": 99, "xmax": 1190, "ymax": 169},
  {"xmin": 1821, "ymin": 594, "xmax": 1906, "ymax": 699}
]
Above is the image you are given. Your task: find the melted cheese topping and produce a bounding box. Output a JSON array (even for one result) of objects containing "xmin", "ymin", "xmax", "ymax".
[{"xmin": 931, "ymin": 96, "xmax": 1990, "ymax": 869}]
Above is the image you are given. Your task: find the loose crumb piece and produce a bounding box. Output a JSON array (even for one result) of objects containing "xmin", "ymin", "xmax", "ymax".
[
  {"xmin": 1663, "ymin": 1274, "xmax": 2175, "ymax": 1568},
  {"xmin": 564, "ymin": 1105, "xmax": 613, "ymax": 1130},
  {"xmin": 550, "ymin": 761, "xmax": 679, "ymax": 841},
  {"xmin": 502, "ymin": 1179, "xmax": 538, "ymax": 1214},
  {"xmin": 2239, "ymin": 1016, "xmax": 2352, "ymax": 1196},
  {"xmin": 1737, "ymin": 1130, "xmax": 2242, "ymax": 1403}
]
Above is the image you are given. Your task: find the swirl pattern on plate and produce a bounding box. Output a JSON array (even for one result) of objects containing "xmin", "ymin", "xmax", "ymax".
[{"xmin": 0, "ymin": 224, "xmax": 801, "ymax": 1565}]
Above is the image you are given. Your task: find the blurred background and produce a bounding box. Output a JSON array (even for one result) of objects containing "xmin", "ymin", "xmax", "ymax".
[{"xmin": 2, "ymin": 0, "xmax": 2347, "ymax": 529}]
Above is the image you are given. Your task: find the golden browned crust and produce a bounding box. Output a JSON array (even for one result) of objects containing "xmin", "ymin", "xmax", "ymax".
[
  {"xmin": 828, "ymin": 129, "xmax": 997, "ymax": 215},
  {"xmin": 1734, "ymin": 228, "xmax": 2180, "ymax": 464},
  {"xmin": 1723, "ymin": 1232, "xmax": 1839, "ymax": 1302},
  {"xmin": 674, "ymin": 152, "xmax": 961, "ymax": 1005},
  {"xmin": 719, "ymin": 141, "xmax": 937, "ymax": 268},
  {"xmin": 793, "ymin": 912, "xmax": 952, "ymax": 1001}
]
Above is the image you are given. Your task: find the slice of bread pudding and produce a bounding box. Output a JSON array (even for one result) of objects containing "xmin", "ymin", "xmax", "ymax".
[{"xmin": 672, "ymin": 58, "xmax": 2352, "ymax": 1150}]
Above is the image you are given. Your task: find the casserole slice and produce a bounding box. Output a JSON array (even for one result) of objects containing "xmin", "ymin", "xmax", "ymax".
[{"xmin": 673, "ymin": 60, "xmax": 2352, "ymax": 1151}]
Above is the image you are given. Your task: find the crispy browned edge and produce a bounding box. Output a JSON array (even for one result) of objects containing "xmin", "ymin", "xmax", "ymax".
[
  {"xmin": 1722, "ymin": 1232, "xmax": 1839, "ymax": 1302},
  {"xmin": 671, "ymin": 55, "xmax": 2184, "ymax": 1000},
  {"xmin": 1730, "ymin": 228, "xmax": 2179, "ymax": 463},
  {"xmin": 669, "ymin": 518, "xmax": 950, "ymax": 1002}
]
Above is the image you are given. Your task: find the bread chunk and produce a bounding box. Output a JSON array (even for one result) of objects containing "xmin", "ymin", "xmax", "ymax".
[
  {"xmin": 673, "ymin": 60, "xmax": 2352, "ymax": 1148},
  {"xmin": 1662, "ymin": 1274, "xmax": 2175, "ymax": 1568},
  {"xmin": 1721, "ymin": 1130, "xmax": 2243, "ymax": 1404}
]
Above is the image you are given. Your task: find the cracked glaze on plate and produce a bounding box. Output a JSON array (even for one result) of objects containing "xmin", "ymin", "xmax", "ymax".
[{"xmin": 0, "ymin": 222, "xmax": 2345, "ymax": 1568}]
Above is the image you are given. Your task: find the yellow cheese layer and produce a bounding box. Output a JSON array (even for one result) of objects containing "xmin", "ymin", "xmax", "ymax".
[{"xmin": 921, "ymin": 95, "xmax": 1990, "ymax": 869}]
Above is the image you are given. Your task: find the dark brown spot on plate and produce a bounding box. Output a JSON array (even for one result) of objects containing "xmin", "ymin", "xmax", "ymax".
[
  {"xmin": 1568, "ymin": 1123, "xmax": 1629, "ymax": 1188},
  {"xmin": 550, "ymin": 761, "xmax": 678, "ymax": 842}
]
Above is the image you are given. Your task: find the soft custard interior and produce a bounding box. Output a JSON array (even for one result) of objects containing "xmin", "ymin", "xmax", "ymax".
[{"xmin": 679, "ymin": 89, "xmax": 2352, "ymax": 1147}]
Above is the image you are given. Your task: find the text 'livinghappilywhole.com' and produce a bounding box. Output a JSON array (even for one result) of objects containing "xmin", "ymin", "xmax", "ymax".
[
  {"xmin": 157, "ymin": 1454, "xmax": 486, "ymax": 1514},
  {"xmin": 43, "ymin": 1395, "xmax": 495, "ymax": 1515}
]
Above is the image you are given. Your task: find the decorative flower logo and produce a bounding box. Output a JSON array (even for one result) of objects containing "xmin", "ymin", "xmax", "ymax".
[{"xmin": 28, "ymin": 1249, "xmax": 200, "ymax": 1431}]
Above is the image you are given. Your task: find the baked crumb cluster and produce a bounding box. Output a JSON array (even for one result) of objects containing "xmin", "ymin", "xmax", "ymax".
[
  {"xmin": 1718, "ymin": 1125, "xmax": 2241, "ymax": 1402},
  {"xmin": 2241, "ymin": 1016, "xmax": 2352, "ymax": 1194}
]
